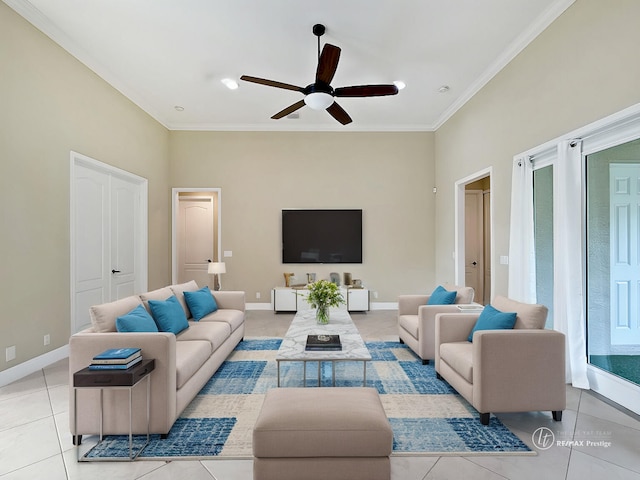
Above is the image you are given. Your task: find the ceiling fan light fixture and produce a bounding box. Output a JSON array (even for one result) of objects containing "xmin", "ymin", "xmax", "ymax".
[{"xmin": 304, "ymin": 92, "xmax": 334, "ymax": 110}]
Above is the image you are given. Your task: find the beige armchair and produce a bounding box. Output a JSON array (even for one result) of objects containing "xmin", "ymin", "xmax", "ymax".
[
  {"xmin": 397, "ymin": 285, "xmax": 475, "ymax": 364},
  {"xmin": 434, "ymin": 296, "xmax": 566, "ymax": 425}
]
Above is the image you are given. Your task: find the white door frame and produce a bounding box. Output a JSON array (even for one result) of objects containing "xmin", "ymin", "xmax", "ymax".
[
  {"xmin": 70, "ymin": 151, "xmax": 148, "ymax": 333},
  {"xmin": 171, "ymin": 188, "xmax": 222, "ymax": 285},
  {"xmin": 454, "ymin": 167, "xmax": 493, "ymax": 298}
]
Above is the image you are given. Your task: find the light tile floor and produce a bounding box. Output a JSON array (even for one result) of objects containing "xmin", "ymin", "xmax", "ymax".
[{"xmin": 1, "ymin": 310, "xmax": 640, "ymax": 480}]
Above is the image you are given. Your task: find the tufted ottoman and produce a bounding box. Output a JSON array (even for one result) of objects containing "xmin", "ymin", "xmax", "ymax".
[{"xmin": 253, "ymin": 387, "xmax": 393, "ymax": 480}]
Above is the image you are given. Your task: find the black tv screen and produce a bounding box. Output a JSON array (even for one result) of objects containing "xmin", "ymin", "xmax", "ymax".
[{"xmin": 282, "ymin": 209, "xmax": 362, "ymax": 264}]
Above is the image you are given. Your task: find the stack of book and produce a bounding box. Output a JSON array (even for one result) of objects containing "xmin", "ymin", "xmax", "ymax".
[
  {"xmin": 305, "ymin": 334, "xmax": 342, "ymax": 351},
  {"xmin": 89, "ymin": 347, "xmax": 142, "ymax": 370}
]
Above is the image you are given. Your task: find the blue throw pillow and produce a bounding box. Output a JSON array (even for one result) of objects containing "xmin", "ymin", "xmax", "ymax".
[
  {"xmin": 148, "ymin": 295, "xmax": 189, "ymax": 335},
  {"xmin": 184, "ymin": 286, "xmax": 218, "ymax": 321},
  {"xmin": 427, "ymin": 285, "xmax": 457, "ymax": 305},
  {"xmin": 115, "ymin": 304, "xmax": 159, "ymax": 332},
  {"xmin": 468, "ymin": 304, "xmax": 517, "ymax": 342}
]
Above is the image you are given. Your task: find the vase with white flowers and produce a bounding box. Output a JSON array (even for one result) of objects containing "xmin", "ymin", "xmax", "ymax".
[{"xmin": 304, "ymin": 280, "xmax": 345, "ymax": 324}]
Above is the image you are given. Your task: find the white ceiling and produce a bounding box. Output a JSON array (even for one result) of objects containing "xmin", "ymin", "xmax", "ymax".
[{"xmin": 5, "ymin": 0, "xmax": 574, "ymax": 131}]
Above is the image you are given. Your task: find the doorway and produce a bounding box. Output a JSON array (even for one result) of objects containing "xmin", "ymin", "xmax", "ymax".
[
  {"xmin": 586, "ymin": 140, "xmax": 640, "ymax": 388},
  {"xmin": 70, "ymin": 152, "xmax": 148, "ymax": 333},
  {"xmin": 171, "ymin": 188, "xmax": 221, "ymax": 287},
  {"xmin": 455, "ymin": 168, "xmax": 493, "ymax": 304}
]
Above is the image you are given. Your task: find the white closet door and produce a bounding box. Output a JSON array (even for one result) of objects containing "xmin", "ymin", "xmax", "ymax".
[{"xmin": 110, "ymin": 175, "xmax": 140, "ymax": 300}]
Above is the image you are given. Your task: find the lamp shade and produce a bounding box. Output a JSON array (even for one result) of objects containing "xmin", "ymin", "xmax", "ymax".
[
  {"xmin": 208, "ymin": 262, "xmax": 226, "ymax": 274},
  {"xmin": 304, "ymin": 92, "xmax": 334, "ymax": 110}
]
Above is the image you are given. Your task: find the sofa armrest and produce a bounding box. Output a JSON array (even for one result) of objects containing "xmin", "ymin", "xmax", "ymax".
[
  {"xmin": 398, "ymin": 295, "xmax": 430, "ymax": 316},
  {"xmin": 69, "ymin": 331, "xmax": 177, "ymax": 435},
  {"xmin": 473, "ymin": 329, "xmax": 566, "ymax": 413},
  {"xmin": 435, "ymin": 313, "xmax": 479, "ymax": 344},
  {"xmin": 211, "ymin": 290, "xmax": 246, "ymax": 311}
]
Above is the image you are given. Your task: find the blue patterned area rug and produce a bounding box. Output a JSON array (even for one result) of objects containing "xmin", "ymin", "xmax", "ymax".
[{"xmin": 84, "ymin": 339, "xmax": 533, "ymax": 459}]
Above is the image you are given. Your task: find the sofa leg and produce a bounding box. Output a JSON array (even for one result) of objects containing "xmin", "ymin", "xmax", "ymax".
[
  {"xmin": 72, "ymin": 435, "xmax": 82, "ymax": 446},
  {"xmin": 436, "ymin": 372, "xmax": 442, "ymax": 380},
  {"xmin": 161, "ymin": 433, "xmax": 169, "ymax": 439},
  {"xmin": 552, "ymin": 410, "xmax": 563, "ymax": 421},
  {"xmin": 399, "ymin": 338, "xmax": 404, "ymax": 344},
  {"xmin": 422, "ymin": 359, "xmax": 429, "ymax": 365},
  {"xmin": 479, "ymin": 413, "xmax": 490, "ymax": 425}
]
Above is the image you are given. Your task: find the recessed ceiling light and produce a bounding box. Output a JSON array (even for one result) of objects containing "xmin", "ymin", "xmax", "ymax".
[
  {"xmin": 174, "ymin": 105, "xmax": 184, "ymax": 111},
  {"xmin": 221, "ymin": 78, "xmax": 239, "ymax": 90},
  {"xmin": 393, "ymin": 80, "xmax": 406, "ymax": 90},
  {"xmin": 438, "ymin": 85, "xmax": 450, "ymax": 93}
]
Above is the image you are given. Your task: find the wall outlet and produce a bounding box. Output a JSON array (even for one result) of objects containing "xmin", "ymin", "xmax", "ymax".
[
  {"xmin": 6, "ymin": 345, "xmax": 16, "ymax": 362},
  {"xmin": 223, "ymin": 250, "xmax": 233, "ymax": 257},
  {"xmin": 256, "ymin": 292, "xmax": 261, "ymax": 299},
  {"xmin": 44, "ymin": 334, "xmax": 50, "ymax": 346},
  {"xmin": 373, "ymin": 291, "xmax": 379, "ymax": 299}
]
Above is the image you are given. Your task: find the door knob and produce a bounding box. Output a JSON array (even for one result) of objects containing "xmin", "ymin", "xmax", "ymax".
[
  {"xmin": 472, "ymin": 261, "xmax": 477, "ymax": 266},
  {"xmin": 111, "ymin": 269, "xmax": 121, "ymax": 274}
]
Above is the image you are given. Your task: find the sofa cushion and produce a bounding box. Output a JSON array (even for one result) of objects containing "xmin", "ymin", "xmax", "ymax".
[
  {"xmin": 492, "ymin": 296, "xmax": 548, "ymax": 329},
  {"xmin": 427, "ymin": 285, "xmax": 457, "ymax": 305},
  {"xmin": 468, "ymin": 304, "xmax": 517, "ymax": 342},
  {"xmin": 398, "ymin": 315, "xmax": 419, "ymax": 340},
  {"xmin": 199, "ymin": 308, "xmax": 245, "ymax": 333},
  {"xmin": 140, "ymin": 287, "xmax": 174, "ymax": 312},
  {"xmin": 439, "ymin": 342, "xmax": 474, "ymax": 383},
  {"xmin": 90, "ymin": 295, "xmax": 143, "ymax": 333},
  {"xmin": 148, "ymin": 295, "xmax": 190, "ymax": 335},
  {"xmin": 184, "ymin": 286, "xmax": 218, "ymax": 320},
  {"xmin": 177, "ymin": 321, "xmax": 231, "ymax": 353},
  {"xmin": 116, "ymin": 304, "xmax": 159, "ymax": 332},
  {"xmin": 170, "ymin": 280, "xmax": 200, "ymax": 319},
  {"xmin": 175, "ymin": 340, "xmax": 211, "ymax": 389}
]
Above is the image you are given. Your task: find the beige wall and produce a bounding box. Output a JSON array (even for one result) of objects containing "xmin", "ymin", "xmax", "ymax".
[
  {"xmin": 169, "ymin": 131, "xmax": 435, "ymax": 302},
  {"xmin": 0, "ymin": 4, "xmax": 170, "ymax": 372},
  {"xmin": 434, "ymin": 0, "xmax": 640, "ymax": 297}
]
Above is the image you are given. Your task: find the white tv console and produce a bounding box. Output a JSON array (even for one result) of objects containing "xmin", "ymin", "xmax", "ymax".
[{"xmin": 272, "ymin": 286, "xmax": 370, "ymax": 312}]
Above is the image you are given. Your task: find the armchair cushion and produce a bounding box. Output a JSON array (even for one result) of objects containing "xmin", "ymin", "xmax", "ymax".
[
  {"xmin": 492, "ymin": 296, "xmax": 548, "ymax": 329},
  {"xmin": 427, "ymin": 285, "xmax": 457, "ymax": 305},
  {"xmin": 468, "ymin": 304, "xmax": 517, "ymax": 342}
]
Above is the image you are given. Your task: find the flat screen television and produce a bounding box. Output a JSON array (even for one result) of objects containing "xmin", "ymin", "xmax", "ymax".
[{"xmin": 282, "ymin": 209, "xmax": 362, "ymax": 264}]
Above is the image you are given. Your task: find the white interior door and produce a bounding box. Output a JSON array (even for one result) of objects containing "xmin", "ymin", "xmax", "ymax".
[
  {"xmin": 73, "ymin": 164, "xmax": 109, "ymax": 333},
  {"xmin": 177, "ymin": 196, "xmax": 214, "ymax": 286},
  {"xmin": 610, "ymin": 163, "xmax": 640, "ymax": 345},
  {"xmin": 465, "ymin": 191, "xmax": 484, "ymax": 301},
  {"xmin": 71, "ymin": 152, "xmax": 147, "ymax": 333}
]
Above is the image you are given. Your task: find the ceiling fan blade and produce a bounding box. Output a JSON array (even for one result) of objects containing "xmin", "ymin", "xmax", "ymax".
[
  {"xmin": 240, "ymin": 75, "xmax": 304, "ymax": 93},
  {"xmin": 326, "ymin": 102, "xmax": 352, "ymax": 125},
  {"xmin": 271, "ymin": 100, "xmax": 306, "ymax": 120},
  {"xmin": 315, "ymin": 44, "xmax": 341, "ymax": 85},
  {"xmin": 334, "ymin": 84, "xmax": 399, "ymax": 97}
]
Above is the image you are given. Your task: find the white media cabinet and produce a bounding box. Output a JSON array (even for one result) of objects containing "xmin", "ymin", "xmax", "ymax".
[{"xmin": 272, "ymin": 286, "xmax": 370, "ymax": 312}]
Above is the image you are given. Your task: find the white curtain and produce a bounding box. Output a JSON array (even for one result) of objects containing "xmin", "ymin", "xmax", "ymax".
[
  {"xmin": 508, "ymin": 157, "xmax": 536, "ymax": 302},
  {"xmin": 554, "ymin": 140, "xmax": 589, "ymax": 388}
]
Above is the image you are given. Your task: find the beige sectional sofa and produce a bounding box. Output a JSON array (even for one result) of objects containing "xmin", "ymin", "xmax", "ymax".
[{"xmin": 69, "ymin": 280, "xmax": 245, "ymax": 442}]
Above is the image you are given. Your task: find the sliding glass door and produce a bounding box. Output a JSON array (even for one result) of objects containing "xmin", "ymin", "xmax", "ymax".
[{"xmin": 586, "ymin": 138, "xmax": 640, "ymax": 387}]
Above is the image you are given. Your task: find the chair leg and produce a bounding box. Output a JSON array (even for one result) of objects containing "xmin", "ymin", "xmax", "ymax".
[
  {"xmin": 422, "ymin": 359, "xmax": 429, "ymax": 365},
  {"xmin": 479, "ymin": 413, "xmax": 490, "ymax": 425},
  {"xmin": 552, "ymin": 410, "xmax": 563, "ymax": 421},
  {"xmin": 399, "ymin": 338, "xmax": 404, "ymax": 344},
  {"xmin": 72, "ymin": 435, "xmax": 82, "ymax": 446}
]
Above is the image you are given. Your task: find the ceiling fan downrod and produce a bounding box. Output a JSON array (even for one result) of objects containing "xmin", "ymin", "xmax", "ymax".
[{"xmin": 313, "ymin": 24, "xmax": 325, "ymax": 61}]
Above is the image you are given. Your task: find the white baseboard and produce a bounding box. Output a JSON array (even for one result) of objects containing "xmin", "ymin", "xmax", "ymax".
[
  {"xmin": 245, "ymin": 302, "xmax": 399, "ymax": 311},
  {"xmin": 0, "ymin": 345, "xmax": 69, "ymax": 388}
]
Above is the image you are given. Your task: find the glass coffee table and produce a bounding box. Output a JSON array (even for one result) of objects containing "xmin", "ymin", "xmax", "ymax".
[{"xmin": 276, "ymin": 308, "xmax": 371, "ymax": 387}]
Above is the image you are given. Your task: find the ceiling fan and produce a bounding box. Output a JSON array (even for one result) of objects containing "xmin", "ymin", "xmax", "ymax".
[{"xmin": 240, "ymin": 24, "xmax": 399, "ymax": 125}]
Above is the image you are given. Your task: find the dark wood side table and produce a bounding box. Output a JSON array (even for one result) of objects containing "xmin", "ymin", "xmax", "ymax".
[{"xmin": 73, "ymin": 358, "xmax": 155, "ymax": 461}]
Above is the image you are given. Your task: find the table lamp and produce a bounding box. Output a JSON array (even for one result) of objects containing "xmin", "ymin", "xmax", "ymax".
[{"xmin": 207, "ymin": 261, "xmax": 226, "ymax": 291}]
